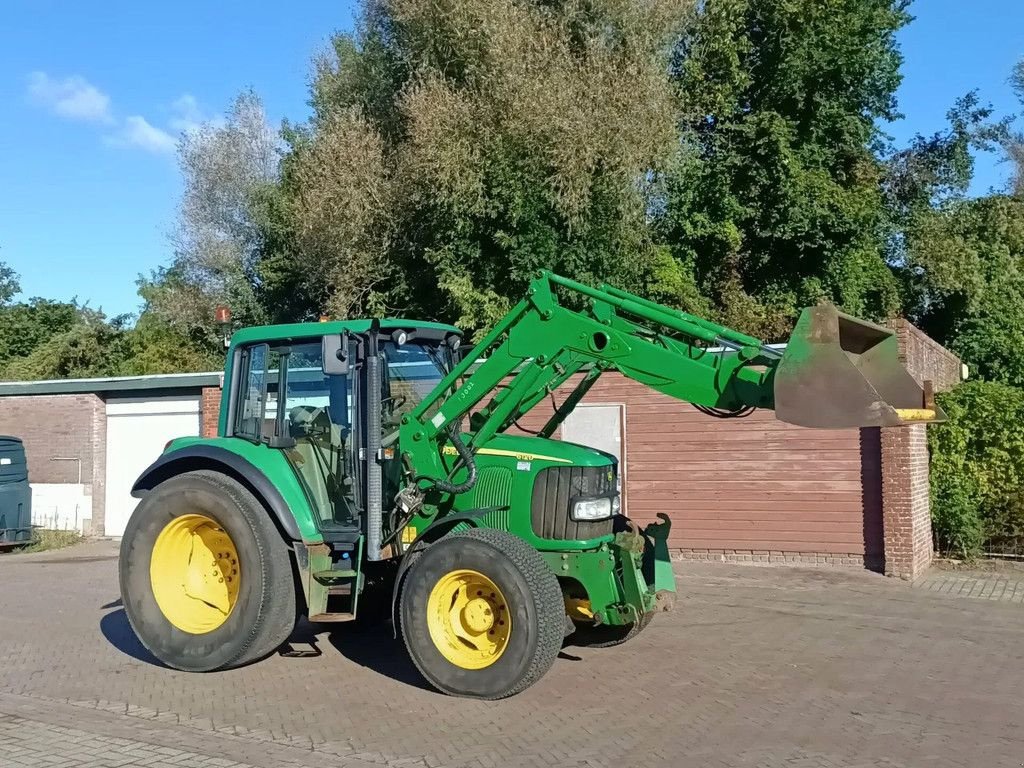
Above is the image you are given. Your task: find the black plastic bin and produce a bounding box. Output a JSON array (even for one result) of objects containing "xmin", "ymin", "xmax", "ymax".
[{"xmin": 0, "ymin": 436, "xmax": 31, "ymax": 545}]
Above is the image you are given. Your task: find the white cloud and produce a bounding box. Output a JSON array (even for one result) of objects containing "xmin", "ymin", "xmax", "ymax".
[
  {"xmin": 169, "ymin": 93, "xmax": 204, "ymax": 133},
  {"xmin": 27, "ymin": 71, "xmax": 113, "ymax": 123},
  {"xmin": 110, "ymin": 115, "xmax": 178, "ymax": 154}
]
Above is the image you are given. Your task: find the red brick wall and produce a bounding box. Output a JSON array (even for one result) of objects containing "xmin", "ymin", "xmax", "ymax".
[
  {"xmin": 508, "ymin": 374, "xmax": 882, "ymax": 567},
  {"xmin": 201, "ymin": 386, "xmax": 222, "ymax": 438},
  {"xmin": 0, "ymin": 393, "xmax": 107, "ymax": 533},
  {"xmin": 888, "ymin": 319, "xmax": 963, "ymax": 392},
  {"xmin": 880, "ymin": 321, "xmax": 963, "ymax": 579}
]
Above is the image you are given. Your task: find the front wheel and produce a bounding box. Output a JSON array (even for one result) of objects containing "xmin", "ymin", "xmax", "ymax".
[
  {"xmin": 400, "ymin": 528, "xmax": 564, "ymax": 699},
  {"xmin": 569, "ymin": 612, "xmax": 653, "ymax": 648},
  {"xmin": 119, "ymin": 470, "xmax": 297, "ymax": 671}
]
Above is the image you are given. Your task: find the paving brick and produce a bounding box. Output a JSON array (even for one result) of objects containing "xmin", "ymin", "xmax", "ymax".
[{"xmin": 0, "ymin": 541, "xmax": 1022, "ymax": 768}]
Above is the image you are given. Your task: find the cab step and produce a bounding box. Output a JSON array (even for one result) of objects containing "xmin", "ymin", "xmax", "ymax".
[
  {"xmin": 312, "ymin": 569, "xmax": 358, "ymax": 585},
  {"xmin": 308, "ymin": 611, "xmax": 356, "ymax": 623}
]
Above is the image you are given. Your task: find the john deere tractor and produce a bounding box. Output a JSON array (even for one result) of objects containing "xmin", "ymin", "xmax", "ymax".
[{"xmin": 119, "ymin": 272, "xmax": 942, "ymax": 698}]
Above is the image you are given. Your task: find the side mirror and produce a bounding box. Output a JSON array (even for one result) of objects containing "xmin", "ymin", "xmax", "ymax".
[{"xmin": 322, "ymin": 332, "xmax": 350, "ymax": 375}]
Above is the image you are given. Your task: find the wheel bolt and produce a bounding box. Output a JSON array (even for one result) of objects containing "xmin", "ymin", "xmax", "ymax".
[
  {"xmin": 490, "ymin": 593, "xmax": 495, "ymax": 598},
  {"xmin": 477, "ymin": 591, "xmax": 482, "ymax": 596},
  {"xmin": 498, "ymin": 620, "xmax": 504, "ymax": 626},
  {"xmin": 218, "ymin": 577, "xmax": 224, "ymax": 583}
]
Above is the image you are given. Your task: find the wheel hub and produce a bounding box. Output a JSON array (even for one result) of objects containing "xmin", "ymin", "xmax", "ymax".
[
  {"xmin": 426, "ymin": 569, "xmax": 511, "ymax": 670},
  {"xmin": 462, "ymin": 597, "xmax": 495, "ymax": 633},
  {"xmin": 150, "ymin": 513, "xmax": 241, "ymax": 634}
]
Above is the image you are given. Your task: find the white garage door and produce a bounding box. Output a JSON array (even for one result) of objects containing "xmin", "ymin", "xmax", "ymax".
[{"xmin": 104, "ymin": 396, "xmax": 201, "ymax": 536}]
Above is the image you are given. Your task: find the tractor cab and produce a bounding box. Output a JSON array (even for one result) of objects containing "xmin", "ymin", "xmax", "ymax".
[{"xmin": 224, "ymin": 320, "xmax": 461, "ymax": 544}]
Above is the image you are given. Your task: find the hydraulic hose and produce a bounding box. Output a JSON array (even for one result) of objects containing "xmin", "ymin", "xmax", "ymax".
[{"xmin": 415, "ymin": 426, "xmax": 478, "ymax": 495}]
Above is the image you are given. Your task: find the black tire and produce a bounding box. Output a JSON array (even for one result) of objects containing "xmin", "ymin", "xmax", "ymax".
[
  {"xmin": 119, "ymin": 470, "xmax": 297, "ymax": 671},
  {"xmin": 400, "ymin": 528, "xmax": 563, "ymax": 699},
  {"xmin": 569, "ymin": 611, "xmax": 653, "ymax": 648}
]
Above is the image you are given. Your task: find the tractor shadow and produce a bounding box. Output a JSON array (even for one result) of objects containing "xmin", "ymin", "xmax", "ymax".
[
  {"xmin": 318, "ymin": 620, "xmax": 433, "ymax": 692},
  {"xmin": 99, "ymin": 601, "xmax": 431, "ymax": 690},
  {"xmin": 99, "ymin": 603, "xmax": 165, "ymax": 667}
]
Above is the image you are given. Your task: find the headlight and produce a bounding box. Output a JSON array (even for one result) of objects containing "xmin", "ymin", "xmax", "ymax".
[{"xmin": 571, "ymin": 496, "xmax": 613, "ymax": 521}]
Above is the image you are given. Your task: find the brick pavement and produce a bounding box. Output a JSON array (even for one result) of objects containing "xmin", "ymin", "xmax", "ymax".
[
  {"xmin": 0, "ymin": 541, "xmax": 1022, "ymax": 768},
  {"xmin": 913, "ymin": 568, "xmax": 1024, "ymax": 602}
]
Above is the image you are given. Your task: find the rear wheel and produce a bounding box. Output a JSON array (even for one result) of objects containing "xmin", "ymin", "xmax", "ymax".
[
  {"xmin": 119, "ymin": 470, "xmax": 297, "ymax": 671},
  {"xmin": 400, "ymin": 528, "xmax": 563, "ymax": 699}
]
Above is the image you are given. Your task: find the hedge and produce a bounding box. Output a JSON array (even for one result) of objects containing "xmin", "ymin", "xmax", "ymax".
[{"xmin": 928, "ymin": 380, "xmax": 1024, "ymax": 557}]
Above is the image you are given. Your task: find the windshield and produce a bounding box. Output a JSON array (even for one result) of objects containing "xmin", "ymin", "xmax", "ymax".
[{"xmin": 383, "ymin": 340, "xmax": 451, "ymax": 422}]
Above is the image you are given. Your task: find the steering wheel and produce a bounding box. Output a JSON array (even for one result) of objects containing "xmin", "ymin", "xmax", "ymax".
[
  {"xmin": 381, "ymin": 394, "xmax": 408, "ymax": 429},
  {"xmin": 289, "ymin": 405, "xmax": 332, "ymax": 440},
  {"xmin": 381, "ymin": 394, "xmax": 407, "ymax": 411}
]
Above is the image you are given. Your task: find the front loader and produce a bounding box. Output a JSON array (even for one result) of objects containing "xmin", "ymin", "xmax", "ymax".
[{"xmin": 119, "ymin": 272, "xmax": 943, "ymax": 698}]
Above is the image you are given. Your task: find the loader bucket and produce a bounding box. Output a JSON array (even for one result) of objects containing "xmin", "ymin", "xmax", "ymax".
[{"xmin": 773, "ymin": 304, "xmax": 946, "ymax": 429}]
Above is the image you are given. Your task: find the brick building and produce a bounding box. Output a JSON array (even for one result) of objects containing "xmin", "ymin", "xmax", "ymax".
[
  {"xmin": 0, "ymin": 321, "xmax": 960, "ymax": 579},
  {"xmin": 0, "ymin": 373, "xmax": 220, "ymax": 537}
]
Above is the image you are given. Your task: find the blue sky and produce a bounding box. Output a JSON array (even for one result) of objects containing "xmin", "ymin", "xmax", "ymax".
[{"xmin": 1, "ymin": 0, "xmax": 1021, "ymax": 318}]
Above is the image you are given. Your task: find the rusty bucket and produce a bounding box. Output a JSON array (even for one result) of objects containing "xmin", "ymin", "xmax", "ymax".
[{"xmin": 773, "ymin": 304, "xmax": 946, "ymax": 429}]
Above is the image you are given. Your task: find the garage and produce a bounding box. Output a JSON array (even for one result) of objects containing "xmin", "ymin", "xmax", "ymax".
[
  {"xmin": 103, "ymin": 396, "xmax": 201, "ymax": 537},
  {"xmin": 0, "ymin": 372, "xmax": 221, "ymax": 537}
]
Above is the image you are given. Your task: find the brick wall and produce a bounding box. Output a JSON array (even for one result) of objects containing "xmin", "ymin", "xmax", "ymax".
[
  {"xmin": 888, "ymin": 319, "xmax": 963, "ymax": 392},
  {"xmin": 201, "ymin": 386, "xmax": 222, "ymax": 438},
  {"xmin": 0, "ymin": 393, "xmax": 106, "ymax": 533},
  {"xmin": 881, "ymin": 321, "xmax": 963, "ymax": 579},
  {"xmin": 508, "ymin": 374, "xmax": 883, "ymax": 568}
]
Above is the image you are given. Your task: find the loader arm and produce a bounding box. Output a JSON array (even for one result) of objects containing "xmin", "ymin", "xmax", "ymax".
[
  {"xmin": 400, "ymin": 271, "xmax": 773, "ymax": 492},
  {"xmin": 398, "ymin": 271, "xmax": 943, "ymax": 493}
]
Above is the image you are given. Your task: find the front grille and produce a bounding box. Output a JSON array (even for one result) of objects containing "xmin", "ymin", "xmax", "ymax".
[{"xmin": 531, "ymin": 464, "xmax": 617, "ymax": 541}]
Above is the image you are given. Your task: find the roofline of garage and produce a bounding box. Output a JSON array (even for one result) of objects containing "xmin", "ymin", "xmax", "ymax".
[{"xmin": 0, "ymin": 371, "xmax": 223, "ymax": 397}]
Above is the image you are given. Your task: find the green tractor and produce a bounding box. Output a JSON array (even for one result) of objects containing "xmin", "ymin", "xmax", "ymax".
[{"xmin": 119, "ymin": 272, "xmax": 942, "ymax": 698}]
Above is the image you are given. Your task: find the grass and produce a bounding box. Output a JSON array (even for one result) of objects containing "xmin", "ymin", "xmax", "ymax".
[{"xmin": 20, "ymin": 528, "xmax": 83, "ymax": 553}]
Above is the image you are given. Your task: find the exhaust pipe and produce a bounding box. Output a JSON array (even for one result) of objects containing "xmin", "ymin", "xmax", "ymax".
[{"xmin": 774, "ymin": 304, "xmax": 946, "ymax": 429}]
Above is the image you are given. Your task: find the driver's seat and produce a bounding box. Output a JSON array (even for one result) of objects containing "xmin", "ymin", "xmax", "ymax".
[{"xmin": 288, "ymin": 408, "xmax": 353, "ymax": 527}]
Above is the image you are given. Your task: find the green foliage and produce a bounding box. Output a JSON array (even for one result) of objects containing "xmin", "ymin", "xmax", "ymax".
[
  {"xmin": 0, "ymin": 314, "xmax": 130, "ymax": 380},
  {"xmin": 905, "ymin": 195, "xmax": 1024, "ymax": 385},
  {"xmin": 657, "ymin": 0, "xmax": 911, "ymax": 338},
  {"xmin": 22, "ymin": 528, "xmax": 82, "ymax": 553},
  {"xmin": 0, "ymin": 262, "xmax": 20, "ymax": 305},
  {"xmin": 0, "ymin": 288, "xmax": 220, "ymax": 382},
  {"xmin": 929, "ymin": 381, "xmax": 1024, "ymax": 557},
  {"xmin": 269, "ymin": 0, "xmax": 690, "ymax": 331},
  {"xmin": 0, "ymin": 298, "xmax": 82, "ymax": 366}
]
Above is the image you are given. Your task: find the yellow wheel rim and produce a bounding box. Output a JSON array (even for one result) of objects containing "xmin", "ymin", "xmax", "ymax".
[
  {"xmin": 426, "ymin": 569, "xmax": 511, "ymax": 670},
  {"xmin": 150, "ymin": 513, "xmax": 241, "ymax": 634}
]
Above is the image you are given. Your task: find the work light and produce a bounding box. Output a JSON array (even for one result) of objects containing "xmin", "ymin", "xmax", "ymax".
[{"xmin": 571, "ymin": 496, "xmax": 615, "ymax": 521}]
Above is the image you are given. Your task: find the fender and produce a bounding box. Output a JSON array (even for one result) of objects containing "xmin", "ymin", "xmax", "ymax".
[
  {"xmin": 131, "ymin": 444, "xmax": 302, "ymax": 541},
  {"xmin": 389, "ymin": 506, "xmax": 504, "ymax": 637}
]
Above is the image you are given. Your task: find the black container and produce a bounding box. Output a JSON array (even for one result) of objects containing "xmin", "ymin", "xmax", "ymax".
[{"xmin": 0, "ymin": 436, "xmax": 31, "ymax": 545}]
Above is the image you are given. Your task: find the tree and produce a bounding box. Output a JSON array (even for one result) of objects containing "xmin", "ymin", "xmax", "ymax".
[
  {"xmin": 146, "ymin": 90, "xmax": 279, "ymax": 346},
  {"xmin": 0, "ymin": 298, "xmax": 83, "ymax": 367},
  {"xmin": 656, "ymin": 0, "xmax": 911, "ymax": 339},
  {"xmin": 903, "ymin": 194, "xmax": 1024, "ymax": 385},
  {"xmin": 0, "ymin": 261, "xmax": 19, "ymax": 305},
  {"xmin": 269, "ymin": 0, "xmax": 691, "ymax": 333},
  {"xmin": 1005, "ymin": 59, "xmax": 1024, "ymax": 197},
  {"xmin": 0, "ymin": 306, "xmax": 130, "ymax": 381}
]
